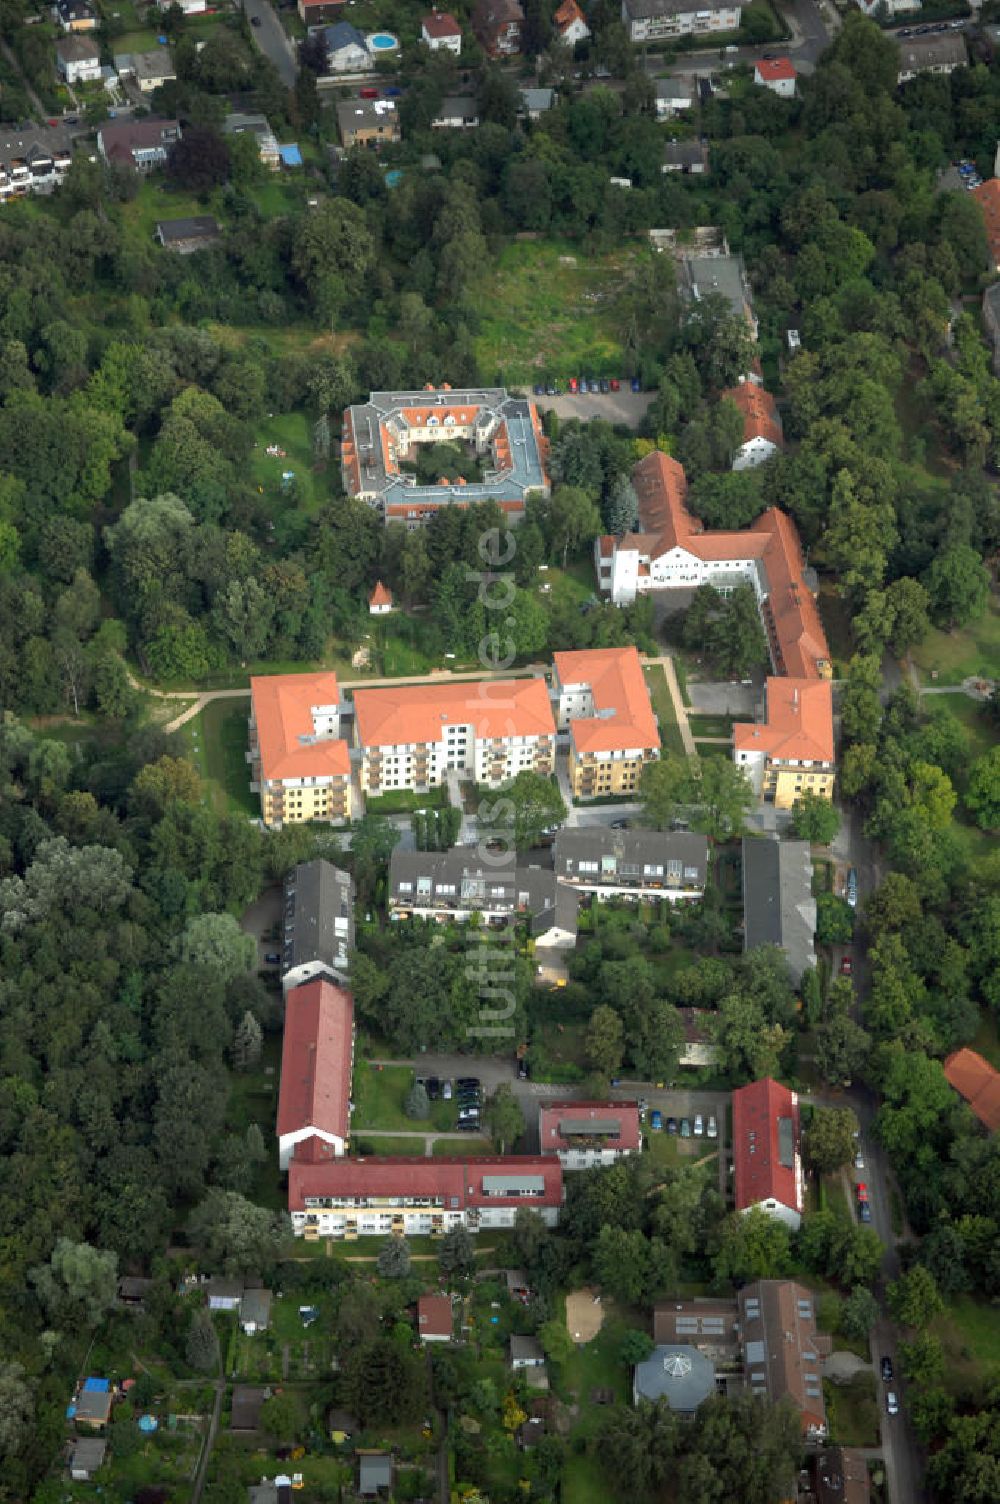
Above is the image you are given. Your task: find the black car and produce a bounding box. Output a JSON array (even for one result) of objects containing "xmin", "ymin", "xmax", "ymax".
[
  {"xmin": 610, "ymin": 818, "xmax": 629, "ymax": 830},
  {"xmin": 456, "ymin": 1077, "xmax": 480, "ymax": 1090},
  {"xmin": 426, "ymin": 1077, "xmax": 441, "ymax": 1100},
  {"xmin": 599, "ymin": 377, "xmax": 610, "ymax": 393},
  {"xmin": 517, "ymin": 1059, "xmax": 529, "ymax": 1079},
  {"xmin": 457, "ymin": 1118, "xmax": 482, "ymax": 1131},
  {"xmin": 533, "ymin": 383, "xmax": 545, "ymax": 396},
  {"xmin": 457, "ymin": 1090, "xmax": 481, "ymax": 1105},
  {"xmin": 264, "ymin": 952, "xmax": 281, "ymax": 965},
  {"xmin": 666, "ymin": 1117, "xmax": 678, "ymax": 1134},
  {"xmin": 250, "ymin": 13, "xmax": 262, "ymax": 23},
  {"xmin": 881, "ymin": 1356, "xmax": 894, "ymax": 1383}
]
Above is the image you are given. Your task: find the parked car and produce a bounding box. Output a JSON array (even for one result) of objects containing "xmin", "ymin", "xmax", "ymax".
[
  {"xmin": 650, "ymin": 1109, "xmax": 663, "ymax": 1131},
  {"xmin": 707, "ymin": 1115, "xmax": 718, "ymax": 1139},
  {"xmin": 610, "ymin": 818, "xmax": 629, "ymax": 830},
  {"xmin": 578, "ymin": 377, "xmax": 589, "ymax": 393},
  {"xmin": 426, "ymin": 1077, "xmax": 441, "ymax": 1100},
  {"xmin": 859, "ymin": 1202, "xmax": 872, "ymax": 1223},
  {"xmin": 667, "ymin": 1116, "xmax": 678, "ymax": 1134},
  {"xmin": 886, "ymin": 1391, "xmax": 899, "ymax": 1416},
  {"xmin": 250, "ymin": 13, "xmax": 261, "ymax": 22},
  {"xmin": 694, "ymin": 1114, "xmax": 704, "ymax": 1137},
  {"xmin": 264, "ymin": 952, "xmax": 281, "ymax": 965},
  {"xmin": 599, "ymin": 377, "xmax": 610, "ymax": 393},
  {"xmin": 517, "ymin": 1058, "xmax": 529, "ymax": 1079},
  {"xmin": 638, "ymin": 1097, "xmax": 648, "ymax": 1112},
  {"xmin": 846, "ymin": 868, "xmax": 858, "ymax": 907},
  {"xmin": 854, "ymin": 1148, "xmax": 864, "ymax": 1170},
  {"xmin": 610, "ymin": 377, "xmax": 620, "ymax": 390},
  {"xmin": 881, "ymin": 1356, "xmax": 894, "ymax": 1383},
  {"xmin": 856, "ymin": 1182, "xmax": 868, "ymax": 1202},
  {"xmin": 546, "ymin": 383, "xmax": 557, "ymax": 396},
  {"xmin": 457, "ymin": 1077, "xmax": 480, "ymax": 1090},
  {"xmin": 384, "ymin": 85, "xmax": 402, "ymax": 96},
  {"xmin": 442, "ymin": 1080, "xmax": 453, "ymax": 1100},
  {"xmin": 568, "ymin": 377, "xmax": 578, "ymax": 393},
  {"xmin": 630, "ymin": 376, "xmax": 641, "ymax": 392},
  {"xmin": 360, "ymin": 87, "xmax": 379, "ymax": 98},
  {"xmin": 840, "ymin": 954, "xmax": 853, "ymax": 976},
  {"xmin": 533, "ymin": 383, "xmax": 545, "ymax": 395},
  {"xmin": 457, "ymin": 1118, "xmax": 482, "ymax": 1131},
  {"xmin": 680, "ymin": 1117, "xmax": 692, "ymax": 1138}
]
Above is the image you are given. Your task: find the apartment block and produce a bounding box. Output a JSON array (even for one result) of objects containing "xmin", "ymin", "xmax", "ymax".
[
  {"xmin": 248, "ymin": 672, "xmax": 352, "ymax": 828},
  {"xmin": 732, "ymin": 1077, "xmax": 803, "ymax": 1230},
  {"xmin": 388, "ymin": 847, "xmax": 578, "ymax": 948},
  {"xmin": 276, "ymin": 979, "xmax": 354, "ymax": 1169},
  {"xmin": 282, "ymin": 859, "xmax": 354, "ymax": 991},
  {"xmin": 352, "ymin": 677, "xmax": 555, "ymax": 796},
  {"xmin": 622, "ymin": 0, "xmax": 741, "ymax": 44},
  {"xmin": 552, "ymin": 646, "xmax": 659, "ymax": 798},
  {"xmin": 288, "ymin": 1148, "xmax": 562, "ymax": 1239},
  {"xmin": 553, "ymin": 827, "xmax": 708, "ymax": 900},
  {"xmin": 538, "ymin": 1101, "xmax": 641, "ymax": 1169}
]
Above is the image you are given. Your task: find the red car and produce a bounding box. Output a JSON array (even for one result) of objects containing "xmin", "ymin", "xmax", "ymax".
[
  {"xmin": 840, "ymin": 954, "xmax": 853, "ymax": 976},
  {"xmin": 568, "ymin": 377, "xmax": 578, "ymax": 393},
  {"xmin": 610, "ymin": 377, "xmax": 620, "ymax": 390},
  {"xmin": 856, "ymin": 1182, "xmax": 868, "ymax": 1201},
  {"xmin": 359, "ymin": 87, "xmax": 379, "ymax": 98}
]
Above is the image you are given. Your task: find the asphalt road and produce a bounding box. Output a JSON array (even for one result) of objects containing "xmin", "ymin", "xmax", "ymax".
[{"xmin": 243, "ymin": 0, "xmax": 298, "ymax": 88}]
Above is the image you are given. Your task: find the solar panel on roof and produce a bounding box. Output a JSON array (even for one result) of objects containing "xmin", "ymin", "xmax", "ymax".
[
  {"xmin": 745, "ymin": 1340, "xmax": 766, "ymax": 1364},
  {"xmin": 797, "ymin": 1300, "xmax": 813, "ymax": 1317},
  {"xmin": 701, "ymin": 1319, "xmax": 725, "ymax": 1332},
  {"xmin": 744, "ymin": 1300, "xmax": 760, "ymax": 1317}
]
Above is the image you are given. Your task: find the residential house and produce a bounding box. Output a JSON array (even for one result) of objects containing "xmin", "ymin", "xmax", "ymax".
[
  {"xmin": 239, "ymin": 1288, "xmax": 272, "ymax": 1335},
  {"xmin": 341, "ymin": 385, "xmax": 550, "ymax": 523},
  {"xmin": 518, "ymin": 1416, "xmax": 546, "ymax": 1448},
  {"xmin": 653, "ymin": 1297, "xmax": 740, "ymax": 1351},
  {"xmin": 676, "ymin": 246, "xmax": 757, "ymax": 337},
  {"xmin": 115, "ymin": 48, "xmax": 177, "ymax": 92},
  {"xmin": 854, "ymin": 0, "xmax": 917, "ymax": 14},
  {"xmin": 662, "ymin": 139, "xmax": 709, "ymax": 174},
  {"xmin": 815, "ymin": 1445, "xmax": 871, "ymax": 1504},
  {"xmin": 554, "ymin": 0, "xmax": 590, "ymax": 45},
  {"xmin": 336, "ymin": 98, "xmax": 400, "ymax": 149},
  {"xmin": 897, "ymin": 32, "xmax": 967, "ymax": 82},
  {"xmin": 223, "ymin": 112, "xmax": 281, "ymax": 170},
  {"xmin": 510, "ymin": 1334, "xmax": 546, "ymax": 1369},
  {"xmin": 431, "ymin": 96, "xmax": 481, "ymax": 129},
  {"xmin": 357, "ymin": 1452, "xmax": 393, "ymax": 1497},
  {"xmin": 734, "ymin": 678, "xmax": 834, "ymax": 807},
  {"xmin": 230, "ymin": 1385, "xmax": 269, "ymax": 1432},
  {"xmin": 388, "ymin": 847, "xmax": 579, "ymax": 947},
  {"xmin": 742, "ymin": 837, "xmax": 816, "ymax": 986},
  {"xmin": 298, "ymin": 0, "xmax": 343, "ymax": 21},
  {"xmin": 596, "ymin": 451, "xmax": 834, "ymax": 806},
  {"xmin": 552, "ymin": 827, "xmax": 708, "ymax": 901},
  {"xmin": 157, "ymin": 0, "xmax": 206, "ymax": 11},
  {"xmin": 206, "ymin": 1278, "xmax": 244, "ymax": 1311},
  {"xmin": 0, "ymin": 127, "xmax": 72, "ymax": 203},
  {"xmin": 282, "ymin": 858, "xmax": 355, "ymax": 991},
  {"xmin": 417, "ymin": 1293, "xmax": 453, "ymax": 1342},
  {"xmin": 421, "ymin": 10, "xmax": 463, "ymax": 51},
  {"xmin": 155, "ymin": 216, "xmax": 221, "ymax": 254},
  {"xmin": 538, "ymin": 1101, "xmax": 642, "ymax": 1169},
  {"xmin": 621, "ymin": 0, "xmax": 742, "ymax": 43},
  {"xmin": 943, "ymin": 1048, "xmax": 1000, "ymax": 1132},
  {"xmin": 655, "ymin": 76, "xmax": 694, "ymax": 118},
  {"xmin": 55, "ymin": 35, "xmax": 101, "ymax": 85},
  {"xmin": 739, "ymin": 1280, "xmax": 828, "ymax": 1438},
  {"xmin": 322, "ymin": 22, "xmax": 371, "ymax": 73},
  {"xmin": 69, "ymin": 1438, "xmax": 107, "ymax": 1480},
  {"xmin": 633, "ymin": 1346, "xmax": 717, "ymax": 1412},
  {"xmin": 473, "ymin": 0, "xmax": 524, "ymax": 55},
  {"xmin": 722, "ymin": 380, "xmax": 783, "ymax": 469},
  {"xmin": 973, "ymin": 179, "xmax": 1000, "ymax": 274},
  {"xmin": 97, "ymin": 118, "xmax": 181, "ymax": 172},
  {"xmin": 54, "ymin": 0, "xmax": 97, "ymax": 30},
  {"xmin": 552, "ymin": 646, "xmax": 660, "ymax": 799},
  {"xmin": 732, "ymin": 1077, "xmax": 803, "ymax": 1229},
  {"xmin": 353, "ymin": 676, "xmax": 556, "ymax": 796},
  {"xmin": 520, "ymin": 87, "xmax": 556, "ymax": 119},
  {"xmin": 368, "ymin": 580, "xmax": 393, "ymax": 614},
  {"xmin": 276, "ymin": 978, "xmax": 354, "ymax": 1169},
  {"xmin": 288, "ymin": 1151, "xmax": 563, "ymax": 1238},
  {"xmin": 983, "ymin": 282, "xmax": 1000, "ymax": 374},
  {"xmin": 73, "ymin": 1380, "xmax": 112, "ymax": 1431},
  {"xmin": 117, "ymin": 1276, "xmax": 153, "ymax": 1307},
  {"xmin": 248, "ymin": 671, "xmax": 352, "ymax": 827},
  {"xmin": 753, "ymin": 56, "xmax": 796, "ymax": 96}
]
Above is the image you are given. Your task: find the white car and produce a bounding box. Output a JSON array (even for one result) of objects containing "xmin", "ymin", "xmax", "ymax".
[
  {"xmin": 707, "ymin": 1115, "xmax": 718, "ymax": 1139},
  {"xmin": 694, "ymin": 1114, "xmax": 704, "ymax": 1137},
  {"xmin": 886, "ymin": 1391, "xmax": 899, "ymax": 1416},
  {"xmin": 854, "ymin": 1149, "xmax": 864, "ymax": 1170}
]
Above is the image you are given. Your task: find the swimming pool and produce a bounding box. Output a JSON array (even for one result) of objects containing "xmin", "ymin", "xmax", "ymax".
[{"xmin": 368, "ymin": 31, "xmax": 399, "ymax": 50}]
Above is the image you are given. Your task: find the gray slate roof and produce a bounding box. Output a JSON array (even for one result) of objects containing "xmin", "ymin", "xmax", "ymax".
[
  {"xmin": 284, "ymin": 859, "xmax": 354, "ymax": 977},
  {"xmin": 742, "ymin": 836, "xmax": 816, "ymax": 985},
  {"xmin": 663, "ymin": 140, "xmax": 709, "ymax": 170},
  {"xmin": 897, "ymin": 32, "xmax": 967, "ymax": 72},
  {"xmin": 156, "ymin": 215, "xmax": 221, "ymax": 244},
  {"xmin": 633, "ymin": 1345, "xmax": 716, "ymax": 1411},
  {"xmin": 552, "ymin": 827, "xmax": 708, "ymax": 886},
  {"xmin": 510, "ymin": 1334, "xmax": 545, "ymax": 1362},
  {"xmin": 389, "ymin": 847, "xmax": 576, "ymax": 936}
]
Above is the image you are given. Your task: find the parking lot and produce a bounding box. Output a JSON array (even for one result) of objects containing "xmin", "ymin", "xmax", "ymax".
[{"xmin": 535, "ymin": 388, "xmax": 654, "ymax": 429}]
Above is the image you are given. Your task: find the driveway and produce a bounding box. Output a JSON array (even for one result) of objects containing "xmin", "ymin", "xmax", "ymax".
[
  {"xmin": 535, "ymin": 390, "xmax": 654, "ymax": 430},
  {"xmin": 241, "ymin": 883, "xmax": 283, "ymax": 965},
  {"xmin": 244, "ymin": 0, "xmax": 297, "ymax": 87}
]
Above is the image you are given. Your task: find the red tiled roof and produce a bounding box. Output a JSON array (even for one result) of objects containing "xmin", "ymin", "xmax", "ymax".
[
  {"xmin": 722, "ymin": 382, "xmax": 784, "ymax": 451},
  {"xmin": 553, "ymin": 0, "xmax": 585, "ymax": 30},
  {"xmin": 973, "ymin": 179, "xmax": 1000, "ymax": 271},
  {"xmin": 353, "ymin": 676, "xmax": 555, "ymax": 748},
  {"xmin": 369, "ymin": 580, "xmax": 392, "ymax": 607},
  {"xmin": 944, "ymin": 1048, "xmax": 1000, "ymax": 1132},
  {"xmin": 277, "ymin": 981, "xmax": 353, "ymax": 1144},
  {"xmin": 553, "ymin": 646, "xmax": 659, "ymax": 755},
  {"xmin": 734, "ymin": 677, "xmax": 834, "ymax": 764},
  {"xmin": 418, "ymin": 1294, "xmax": 453, "ymax": 1337},
  {"xmin": 288, "ymin": 1154, "xmax": 562, "ymax": 1212},
  {"xmin": 250, "ymin": 673, "xmax": 350, "ymax": 782},
  {"xmin": 422, "ymin": 9, "xmax": 462, "ymax": 36},
  {"xmin": 732, "ymin": 1078, "xmax": 803, "ymax": 1217},
  {"xmin": 538, "ymin": 1101, "xmax": 641, "ymax": 1152},
  {"xmin": 755, "ymin": 56, "xmax": 796, "ymax": 82}
]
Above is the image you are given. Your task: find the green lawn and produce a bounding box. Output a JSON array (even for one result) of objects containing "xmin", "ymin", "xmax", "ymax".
[
  {"xmin": 178, "ymin": 696, "xmax": 256, "ymax": 817},
  {"xmin": 938, "ymin": 1296, "xmax": 1000, "ymax": 1375},
  {"xmin": 352, "ymin": 1062, "xmax": 459, "ymax": 1132},
  {"xmin": 911, "ymin": 595, "xmax": 1000, "ymax": 685},
  {"xmin": 823, "ymin": 1371, "xmax": 879, "ymax": 1447},
  {"xmin": 351, "ymin": 1133, "xmax": 429, "ymax": 1155},
  {"xmin": 644, "ymin": 663, "xmax": 687, "ymax": 757},
  {"xmin": 363, "ymin": 785, "xmax": 448, "ymax": 814},
  {"xmin": 474, "ymin": 240, "xmax": 646, "ymax": 385},
  {"xmin": 687, "ymin": 713, "xmax": 735, "ymax": 739},
  {"xmin": 926, "ymin": 692, "xmax": 995, "ymax": 761},
  {"xmin": 433, "ymin": 1135, "xmax": 493, "ymax": 1156},
  {"xmin": 251, "ymin": 411, "xmax": 327, "ymax": 514}
]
